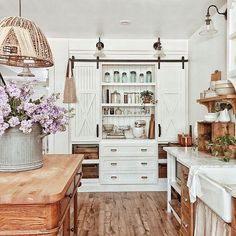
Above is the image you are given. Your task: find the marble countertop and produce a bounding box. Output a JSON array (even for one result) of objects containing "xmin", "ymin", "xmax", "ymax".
[
  {"xmin": 164, "ymin": 147, "xmax": 236, "ymax": 198},
  {"xmin": 164, "ymin": 147, "xmax": 236, "ymax": 168}
]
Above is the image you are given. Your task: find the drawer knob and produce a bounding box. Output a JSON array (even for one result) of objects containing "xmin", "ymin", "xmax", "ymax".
[
  {"xmin": 141, "ymin": 176, "xmax": 148, "ymax": 179},
  {"xmin": 184, "ymin": 198, "xmax": 188, "ymax": 202},
  {"xmin": 111, "ymin": 176, "xmax": 117, "ymax": 179},
  {"xmin": 111, "ymin": 149, "xmax": 117, "ymax": 152},
  {"xmin": 111, "ymin": 162, "xmax": 117, "ymax": 166},
  {"xmin": 184, "ymin": 223, "xmax": 188, "ymax": 228},
  {"xmin": 66, "ymin": 193, "xmax": 73, "ymax": 199},
  {"xmin": 70, "ymin": 228, "xmax": 74, "ymax": 232},
  {"xmin": 141, "ymin": 148, "xmax": 147, "ymax": 152},
  {"xmin": 141, "ymin": 162, "xmax": 148, "ymax": 165}
]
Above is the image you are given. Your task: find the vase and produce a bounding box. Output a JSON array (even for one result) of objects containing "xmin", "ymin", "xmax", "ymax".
[{"xmin": 0, "ymin": 124, "xmax": 43, "ymax": 172}]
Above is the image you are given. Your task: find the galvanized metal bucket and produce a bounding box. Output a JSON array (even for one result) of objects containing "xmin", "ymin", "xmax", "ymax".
[{"xmin": 0, "ymin": 124, "xmax": 43, "ymax": 172}]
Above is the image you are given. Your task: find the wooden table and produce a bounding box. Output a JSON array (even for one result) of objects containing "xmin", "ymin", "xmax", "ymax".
[{"xmin": 0, "ymin": 154, "xmax": 83, "ymax": 236}]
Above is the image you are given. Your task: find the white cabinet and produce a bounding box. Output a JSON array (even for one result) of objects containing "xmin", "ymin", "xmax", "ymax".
[
  {"xmin": 70, "ymin": 63, "xmax": 100, "ymax": 142},
  {"xmin": 157, "ymin": 63, "xmax": 187, "ymax": 142},
  {"xmin": 228, "ymin": 0, "xmax": 236, "ymax": 78},
  {"xmin": 100, "ymin": 142, "xmax": 158, "ymax": 185}
]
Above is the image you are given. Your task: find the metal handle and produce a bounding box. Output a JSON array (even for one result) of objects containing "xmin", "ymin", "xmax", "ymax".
[
  {"xmin": 110, "ymin": 148, "xmax": 117, "ymax": 152},
  {"xmin": 66, "ymin": 193, "xmax": 73, "ymax": 199},
  {"xmin": 96, "ymin": 124, "xmax": 99, "ymax": 138},
  {"xmin": 141, "ymin": 162, "xmax": 148, "ymax": 165},
  {"xmin": 111, "ymin": 162, "xmax": 117, "ymax": 166},
  {"xmin": 77, "ymin": 172, "xmax": 83, "ymax": 177},
  {"xmin": 158, "ymin": 124, "xmax": 161, "ymax": 137},
  {"xmin": 141, "ymin": 148, "xmax": 147, "ymax": 152},
  {"xmin": 141, "ymin": 176, "xmax": 148, "ymax": 179},
  {"xmin": 111, "ymin": 176, "xmax": 117, "ymax": 179}
]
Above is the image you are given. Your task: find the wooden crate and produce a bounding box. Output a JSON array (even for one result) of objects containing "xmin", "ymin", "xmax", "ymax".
[
  {"xmin": 158, "ymin": 163, "xmax": 167, "ymax": 178},
  {"xmin": 82, "ymin": 164, "xmax": 99, "ymax": 179},
  {"xmin": 158, "ymin": 144, "xmax": 168, "ymax": 159},
  {"xmin": 198, "ymin": 122, "xmax": 235, "ymax": 152},
  {"xmin": 72, "ymin": 144, "xmax": 99, "ymax": 159}
]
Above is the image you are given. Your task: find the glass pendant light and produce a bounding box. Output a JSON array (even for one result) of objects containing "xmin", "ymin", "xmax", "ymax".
[
  {"xmin": 0, "ymin": 0, "xmax": 53, "ymax": 68},
  {"xmin": 153, "ymin": 37, "xmax": 166, "ymax": 58},
  {"xmin": 93, "ymin": 37, "xmax": 105, "ymax": 58},
  {"xmin": 199, "ymin": 15, "xmax": 218, "ymax": 36},
  {"xmin": 199, "ymin": 5, "xmax": 227, "ymax": 37}
]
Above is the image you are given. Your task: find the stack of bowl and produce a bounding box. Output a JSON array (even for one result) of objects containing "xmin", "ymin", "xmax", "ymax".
[{"xmin": 215, "ymin": 80, "xmax": 236, "ymax": 95}]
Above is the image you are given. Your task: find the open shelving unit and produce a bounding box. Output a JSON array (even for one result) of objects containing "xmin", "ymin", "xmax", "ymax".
[
  {"xmin": 101, "ymin": 63, "xmax": 157, "ymax": 140},
  {"xmin": 197, "ymin": 95, "xmax": 236, "ymax": 113}
]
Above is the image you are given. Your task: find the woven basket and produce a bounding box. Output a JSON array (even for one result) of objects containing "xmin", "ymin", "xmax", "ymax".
[{"xmin": 0, "ymin": 16, "xmax": 53, "ymax": 68}]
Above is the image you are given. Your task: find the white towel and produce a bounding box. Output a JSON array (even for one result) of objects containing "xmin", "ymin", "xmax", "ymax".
[{"xmin": 187, "ymin": 166, "xmax": 203, "ymax": 203}]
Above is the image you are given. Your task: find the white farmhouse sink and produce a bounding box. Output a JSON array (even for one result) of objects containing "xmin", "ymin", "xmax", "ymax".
[{"xmin": 197, "ymin": 167, "xmax": 236, "ymax": 223}]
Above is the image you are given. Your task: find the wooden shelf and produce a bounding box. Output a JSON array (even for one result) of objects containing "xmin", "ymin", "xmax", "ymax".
[
  {"xmin": 103, "ymin": 114, "xmax": 151, "ymax": 117},
  {"xmin": 169, "ymin": 200, "xmax": 181, "ymax": 218},
  {"xmin": 102, "ymin": 103, "xmax": 155, "ymax": 107},
  {"xmin": 197, "ymin": 95, "xmax": 236, "ymax": 113},
  {"xmin": 102, "ymin": 82, "xmax": 156, "ymax": 86}
]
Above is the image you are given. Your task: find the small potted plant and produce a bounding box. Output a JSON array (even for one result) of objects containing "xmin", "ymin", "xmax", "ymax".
[
  {"xmin": 140, "ymin": 90, "xmax": 155, "ymax": 104},
  {"xmin": 205, "ymin": 135, "xmax": 236, "ymax": 162}
]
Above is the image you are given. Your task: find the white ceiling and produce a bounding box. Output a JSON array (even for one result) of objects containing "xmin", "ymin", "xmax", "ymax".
[{"xmin": 0, "ymin": 0, "xmax": 226, "ymax": 39}]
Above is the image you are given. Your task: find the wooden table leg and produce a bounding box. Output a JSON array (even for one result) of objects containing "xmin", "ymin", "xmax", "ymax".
[
  {"xmin": 63, "ymin": 207, "xmax": 70, "ymax": 236},
  {"xmin": 74, "ymin": 191, "xmax": 78, "ymax": 235}
]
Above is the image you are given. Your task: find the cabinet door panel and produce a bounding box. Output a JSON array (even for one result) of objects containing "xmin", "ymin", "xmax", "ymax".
[
  {"xmin": 70, "ymin": 63, "xmax": 100, "ymax": 142},
  {"xmin": 157, "ymin": 64, "xmax": 187, "ymax": 142}
]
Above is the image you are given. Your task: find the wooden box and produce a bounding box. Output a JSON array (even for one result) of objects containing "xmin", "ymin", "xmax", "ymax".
[
  {"xmin": 198, "ymin": 122, "xmax": 235, "ymax": 152},
  {"xmin": 82, "ymin": 164, "xmax": 99, "ymax": 179},
  {"xmin": 158, "ymin": 163, "xmax": 167, "ymax": 178},
  {"xmin": 72, "ymin": 144, "xmax": 99, "ymax": 159}
]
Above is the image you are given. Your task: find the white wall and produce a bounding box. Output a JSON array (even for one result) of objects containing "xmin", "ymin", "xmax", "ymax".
[{"xmin": 188, "ymin": 6, "xmax": 227, "ymax": 127}]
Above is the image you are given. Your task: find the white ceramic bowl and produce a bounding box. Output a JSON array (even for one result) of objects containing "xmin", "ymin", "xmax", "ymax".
[
  {"xmin": 132, "ymin": 127, "xmax": 144, "ymax": 138},
  {"xmin": 204, "ymin": 115, "xmax": 216, "ymax": 122},
  {"xmin": 215, "ymin": 87, "xmax": 236, "ymax": 95},
  {"xmin": 103, "ymin": 124, "xmax": 114, "ymax": 132}
]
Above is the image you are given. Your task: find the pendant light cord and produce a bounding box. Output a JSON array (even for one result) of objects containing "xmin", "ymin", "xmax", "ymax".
[{"xmin": 19, "ymin": 0, "xmax": 22, "ymax": 17}]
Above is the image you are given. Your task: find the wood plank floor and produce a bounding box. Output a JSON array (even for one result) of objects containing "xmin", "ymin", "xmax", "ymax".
[{"xmin": 77, "ymin": 192, "xmax": 180, "ymax": 236}]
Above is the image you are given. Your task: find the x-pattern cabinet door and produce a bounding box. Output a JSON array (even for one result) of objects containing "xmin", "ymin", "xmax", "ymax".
[
  {"xmin": 157, "ymin": 63, "xmax": 187, "ymax": 142},
  {"xmin": 70, "ymin": 63, "xmax": 100, "ymax": 142}
]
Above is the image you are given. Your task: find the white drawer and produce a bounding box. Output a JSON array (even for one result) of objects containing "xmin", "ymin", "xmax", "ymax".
[
  {"xmin": 100, "ymin": 144, "xmax": 156, "ymax": 157},
  {"xmin": 101, "ymin": 172, "xmax": 157, "ymax": 185},
  {"xmin": 101, "ymin": 159, "xmax": 156, "ymax": 171}
]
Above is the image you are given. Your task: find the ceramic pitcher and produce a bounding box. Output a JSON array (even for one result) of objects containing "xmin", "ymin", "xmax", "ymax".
[{"xmin": 218, "ymin": 108, "xmax": 230, "ymax": 122}]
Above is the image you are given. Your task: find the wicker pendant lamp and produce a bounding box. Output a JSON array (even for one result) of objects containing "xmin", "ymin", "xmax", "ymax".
[{"xmin": 0, "ymin": 0, "xmax": 53, "ymax": 68}]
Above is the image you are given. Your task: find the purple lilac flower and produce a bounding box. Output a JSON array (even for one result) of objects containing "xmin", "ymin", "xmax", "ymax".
[
  {"xmin": 8, "ymin": 117, "xmax": 20, "ymax": 127},
  {"xmin": 19, "ymin": 120, "xmax": 33, "ymax": 134},
  {"xmin": 0, "ymin": 122, "xmax": 9, "ymax": 136},
  {"xmin": 5, "ymin": 82, "xmax": 21, "ymax": 98}
]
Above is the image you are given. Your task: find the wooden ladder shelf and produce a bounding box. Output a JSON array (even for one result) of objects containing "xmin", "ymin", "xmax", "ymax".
[{"xmin": 197, "ymin": 95, "xmax": 236, "ymax": 114}]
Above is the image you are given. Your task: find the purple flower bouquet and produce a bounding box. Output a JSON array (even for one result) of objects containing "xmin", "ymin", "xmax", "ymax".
[{"xmin": 0, "ymin": 81, "xmax": 73, "ymax": 136}]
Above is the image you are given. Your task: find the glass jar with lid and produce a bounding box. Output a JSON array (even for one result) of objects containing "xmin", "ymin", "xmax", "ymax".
[
  {"xmin": 146, "ymin": 71, "xmax": 152, "ymax": 83},
  {"xmin": 104, "ymin": 72, "xmax": 110, "ymax": 83},
  {"xmin": 139, "ymin": 73, "xmax": 145, "ymax": 83},
  {"xmin": 122, "ymin": 72, "xmax": 128, "ymax": 83},
  {"xmin": 111, "ymin": 90, "xmax": 121, "ymax": 103},
  {"xmin": 130, "ymin": 71, "xmax": 137, "ymax": 83},
  {"xmin": 113, "ymin": 71, "xmax": 120, "ymax": 83}
]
